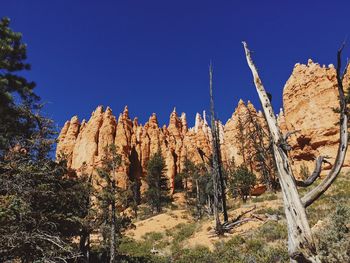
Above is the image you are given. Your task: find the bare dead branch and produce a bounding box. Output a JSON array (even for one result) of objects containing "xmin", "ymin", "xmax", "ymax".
[
  {"xmin": 251, "ymin": 213, "xmax": 266, "ymax": 221},
  {"xmin": 301, "ymin": 45, "xmax": 349, "ymax": 208},
  {"xmin": 341, "ymin": 59, "xmax": 349, "ymax": 82},
  {"xmin": 251, "ymin": 213, "xmax": 280, "ymax": 222},
  {"xmin": 207, "ymin": 206, "xmax": 257, "ymax": 236},
  {"xmin": 295, "ymin": 156, "xmax": 324, "ymax": 187},
  {"xmin": 230, "ymin": 205, "xmax": 256, "ymax": 223},
  {"xmin": 283, "ymin": 130, "xmax": 301, "ymax": 141},
  {"xmin": 222, "ymin": 218, "xmax": 255, "ymax": 232}
]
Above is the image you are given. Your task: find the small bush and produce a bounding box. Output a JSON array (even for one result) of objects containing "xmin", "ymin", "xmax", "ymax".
[
  {"xmin": 138, "ymin": 206, "xmax": 154, "ymax": 220},
  {"xmin": 118, "ymin": 237, "xmax": 167, "ymax": 263},
  {"xmin": 243, "ymin": 245, "xmax": 289, "ymax": 263},
  {"xmin": 142, "ymin": 232, "xmax": 164, "ymax": 242},
  {"xmin": 316, "ymin": 204, "xmax": 350, "ymax": 263},
  {"xmin": 212, "ymin": 235, "xmax": 288, "ymax": 263},
  {"xmin": 255, "ymin": 207, "xmax": 285, "ymax": 217},
  {"xmin": 174, "ymin": 246, "xmax": 214, "ymax": 263},
  {"xmin": 257, "ymin": 221, "xmax": 288, "ymax": 242},
  {"xmin": 299, "ymin": 162, "xmax": 310, "ymax": 180},
  {"xmin": 172, "ymin": 223, "xmax": 197, "ymax": 244},
  {"xmin": 264, "ymin": 193, "xmax": 278, "ymax": 201},
  {"xmin": 229, "ymin": 165, "xmax": 257, "ymax": 202}
]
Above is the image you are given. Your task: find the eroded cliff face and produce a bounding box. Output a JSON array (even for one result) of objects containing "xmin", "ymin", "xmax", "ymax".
[
  {"xmin": 56, "ymin": 59, "xmax": 350, "ymax": 192},
  {"xmin": 281, "ymin": 60, "xmax": 350, "ymax": 175},
  {"xmin": 56, "ymin": 106, "xmax": 216, "ymax": 192}
]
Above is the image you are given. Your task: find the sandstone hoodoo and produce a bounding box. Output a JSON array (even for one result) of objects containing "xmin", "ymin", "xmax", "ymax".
[
  {"xmin": 56, "ymin": 59, "xmax": 350, "ymax": 195},
  {"xmin": 282, "ymin": 60, "xmax": 350, "ymax": 175},
  {"xmin": 56, "ymin": 106, "xmax": 215, "ymax": 193}
]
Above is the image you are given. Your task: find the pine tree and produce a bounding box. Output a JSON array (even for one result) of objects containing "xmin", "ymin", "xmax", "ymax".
[
  {"xmin": 0, "ymin": 17, "xmax": 90, "ymax": 262},
  {"xmin": 78, "ymin": 163, "xmax": 96, "ymax": 262},
  {"xmin": 0, "ymin": 17, "xmax": 40, "ymax": 154},
  {"xmin": 145, "ymin": 150, "xmax": 168, "ymax": 213},
  {"xmin": 0, "ymin": 120, "xmax": 90, "ymax": 262},
  {"xmin": 96, "ymin": 144, "xmax": 131, "ymax": 263},
  {"xmin": 229, "ymin": 164, "xmax": 256, "ymax": 202},
  {"xmin": 191, "ymin": 163, "xmax": 210, "ymax": 219},
  {"xmin": 244, "ymin": 104, "xmax": 277, "ymax": 190},
  {"xmin": 178, "ymin": 157, "xmax": 196, "ymax": 195}
]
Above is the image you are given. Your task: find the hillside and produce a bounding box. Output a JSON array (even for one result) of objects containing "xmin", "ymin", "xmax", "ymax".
[
  {"xmin": 116, "ymin": 174, "xmax": 350, "ymax": 262},
  {"xmin": 56, "ymin": 61, "xmax": 350, "ymax": 196}
]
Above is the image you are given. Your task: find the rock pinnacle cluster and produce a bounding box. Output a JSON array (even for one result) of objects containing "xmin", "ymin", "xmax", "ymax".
[{"xmin": 57, "ymin": 60, "xmax": 350, "ymax": 192}]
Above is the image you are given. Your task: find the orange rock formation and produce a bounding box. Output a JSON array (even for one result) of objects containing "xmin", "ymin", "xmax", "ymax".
[
  {"xmin": 56, "ymin": 59, "xmax": 350, "ymax": 192},
  {"xmin": 280, "ymin": 59, "xmax": 350, "ymax": 175}
]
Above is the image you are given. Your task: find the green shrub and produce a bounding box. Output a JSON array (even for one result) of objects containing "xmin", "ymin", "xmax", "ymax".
[
  {"xmin": 118, "ymin": 237, "xmax": 168, "ymax": 263},
  {"xmin": 172, "ymin": 223, "xmax": 197, "ymax": 244},
  {"xmin": 212, "ymin": 238, "xmax": 243, "ymax": 263},
  {"xmin": 212, "ymin": 235, "xmax": 288, "ymax": 263},
  {"xmin": 242, "ymin": 245, "xmax": 289, "ymax": 263},
  {"xmin": 299, "ymin": 162, "xmax": 310, "ymax": 180},
  {"xmin": 174, "ymin": 246, "xmax": 213, "ymax": 263},
  {"xmin": 316, "ymin": 204, "xmax": 350, "ymax": 263},
  {"xmin": 264, "ymin": 193, "xmax": 278, "ymax": 201},
  {"xmin": 252, "ymin": 197, "xmax": 264, "ymax": 203},
  {"xmin": 257, "ymin": 221, "xmax": 288, "ymax": 242},
  {"xmin": 142, "ymin": 231, "xmax": 164, "ymax": 242},
  {"xmin": 138, "ymin": 206, "xmax": 154, "ymax": 220},
  {"xmin": 255, "ymin": 206, "xmax": 285, "ymax": 217},
  {"xmin": 229, "ymin": 165, "xmax": 257, "ymax": 202}
]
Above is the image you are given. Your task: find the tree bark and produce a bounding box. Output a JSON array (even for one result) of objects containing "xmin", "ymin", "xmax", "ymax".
[
  {"xmin": 195, "ymin": 179, "xmax": 202, "ymax": 219},
  {"xmin": 209, "ymin": 63, "xmax": 229, "ymax": 227},
  {"xmin": 110, "ymin": 180, "xmax": 116, "ymax": 263},
  {"xmin": 209, "ymin": 63, "xmax": 223, "ymax": 233},
  {"xmin": 301, "ymin": 45, "xmax": 349, "ymax": 207},
  {"xmin": 243, "ymin": 42, "xmax": 320, "ymax": 262},
  {"xmin": 80, "ymin": 227, "xmax": 90, "ymax": 262}
]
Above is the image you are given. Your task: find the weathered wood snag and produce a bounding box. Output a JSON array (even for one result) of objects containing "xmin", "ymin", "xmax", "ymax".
[
  {"xmin": 209, "ymin": 63, "xmax": 228, "ymax": 234},
  {"xmin": 242, "ymin": 42, "xmax": 348, "ymax": 263}
]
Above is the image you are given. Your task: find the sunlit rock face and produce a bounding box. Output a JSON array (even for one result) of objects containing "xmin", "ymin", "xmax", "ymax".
[
  {"xmin": 56, "ymin": 106, "xmax": 216, "ymax": 193},
  {"xmin": 282, "ymin": 60, "xmax": 350, "ymax": 175},
  {"xmin": 56, "ymin": 60, "xmax": 350, "ymax": 192}
]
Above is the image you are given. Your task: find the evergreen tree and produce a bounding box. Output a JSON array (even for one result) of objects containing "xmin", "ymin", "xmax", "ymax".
[
  {"xmin": 0, "ymin": 17, "xmax": 90, "ymax": 262},
  {"xmin": 96, "ymin": 144, "xmax": 132, "ymax": 263},
  {"xmin": 229, "ymin": 164, "xmax": 256, "ymax": 202},
  {"xmin": 77, "ymin": 163, "xmax": 97, "ymax": 262},
  {"xmin": 190, "ymin": 163, "xmax": 211, "ymax": 219},
  {"xmin": 145, "ymin": 150, "xmax": 168, "ymax": 213},
  {"xmin": 177, "ymin": 158, "xmax": 196, "ymax": 195},
  {"xmin": 0, "ymin": 17, "xmax": 40, "ymax": 154},
  {"xmin": 244, "ymin": 104, "xmax": 277, "ymax": 190},
  {"xmin": 0, "ymin": 125, "xmax": 90, "ymax": 262}
]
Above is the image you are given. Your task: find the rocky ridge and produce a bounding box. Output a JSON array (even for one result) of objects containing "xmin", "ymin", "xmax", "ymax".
[{"xmin": 57, "ymin": 60, "xmax": 350, "ymax": 192}]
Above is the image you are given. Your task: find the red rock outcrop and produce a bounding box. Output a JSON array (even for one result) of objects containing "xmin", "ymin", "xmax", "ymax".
[
  {"xmin": 282, "ymin": 59, "xmax": 350, "ymax": 175},
  {"xmin": 56, "ymin": 106, "xmax": 216, "ymax": 193},
  {"xmin": 223, "ymin": 100, "xmax": 273, "ymax": 176},
  {"xmin": 57, "ymin": 58, "xmax": 350, "ymax": 193}
]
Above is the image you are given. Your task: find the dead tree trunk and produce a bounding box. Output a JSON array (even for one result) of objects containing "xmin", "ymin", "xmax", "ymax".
[
  {"xmin": 110, "ymin": 180, "xmax": 116, "ymax": 263},
  {"xmin": 195, "ymin": 178, "xmax": 202, "ymax": 219},
  {"xmin": 209, "ymin": 63, "xmax": 222, "ymax": 233},
  {"xmin": 242, "ymin": 42, "xmax": 348, "ymax": 263}
]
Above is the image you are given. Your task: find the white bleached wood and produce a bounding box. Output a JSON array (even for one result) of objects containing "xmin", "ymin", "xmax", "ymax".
[{"xmin": 243, "ymin": 42, "xmax": 321, "ymax": 263}]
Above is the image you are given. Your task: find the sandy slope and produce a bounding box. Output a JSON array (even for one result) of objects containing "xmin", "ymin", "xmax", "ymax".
[
  {"xmin": 126, "ymin": 196, "xmax": 283, "ymax": 250},
  {"xmin": 126, "ymin": 209, "xmax": 192, "ymax": 240}
]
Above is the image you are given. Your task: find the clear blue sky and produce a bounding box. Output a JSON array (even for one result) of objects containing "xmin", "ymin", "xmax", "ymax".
[{"xmin": 2, "ymin": 0, "xmax": 350, "ymax": 128}]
